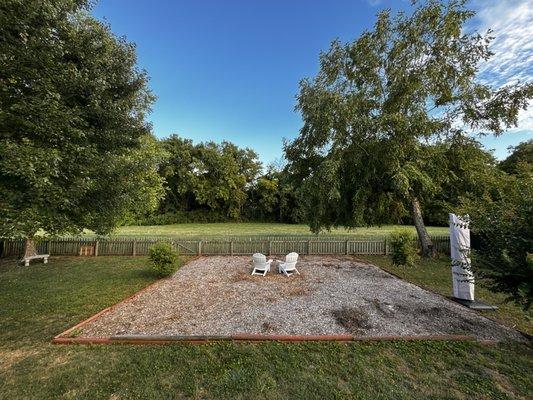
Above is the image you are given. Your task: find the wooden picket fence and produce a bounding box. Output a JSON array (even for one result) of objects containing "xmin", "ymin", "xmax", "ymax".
[{"xmin": 0, "ymin": 235, "xmax": 450, "ymax": 258}]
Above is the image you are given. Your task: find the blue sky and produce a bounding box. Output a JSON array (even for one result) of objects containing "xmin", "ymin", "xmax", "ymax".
[{"xmin": 93, "ymin": 0, "xmax": 532, "ymax": 164}]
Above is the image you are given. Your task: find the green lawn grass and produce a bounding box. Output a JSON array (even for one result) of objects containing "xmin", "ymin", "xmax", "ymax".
[
  {"xmin": 99, "ymin": 223, "xmax": 449, "ymax": 238},
  {"xmin": 0, "ymin": 256, "xmax": 531, "ymax": 399}
]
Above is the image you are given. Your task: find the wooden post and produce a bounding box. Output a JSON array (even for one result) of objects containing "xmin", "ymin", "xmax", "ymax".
[
  {"xmin": 230, "ymin": 241, "xmax": 234, "ymax": 256},
  {"xmin": 308, "ymin": 240, "xmax": 311, "ymax": 255},
  {"xmin": 384, "ymin": 239, "xmax": 388, "ymax": 255},
  {"xmin": 46, "ymin": 240, "xmax": 51, "ymax": 255},
  {"xmin": 94, "ymin": 240, "xmax": 99, "ymax": 257},
  {"xmin": 345, "ymin": 240, "xmax": 349, "ymax": 255},
  {"xmin": 268, "ymin": 240, "xmax": 272, "ymax": 256},
  {"xmin": 132, "ymin": 240, "xmax": 137, "ymax": 257},
  {"xmin": 198, "ymin": 241, "xmax": 202, "ymax": 256}
]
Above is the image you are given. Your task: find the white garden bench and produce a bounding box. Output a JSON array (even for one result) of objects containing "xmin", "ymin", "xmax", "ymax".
[
  {"xmin": 19, "ymin": 239, "xmax": 50, "ymax": 266},
  {"xmin": 21, "ymin": 254, "xmax": 49, "ymax": 266}
]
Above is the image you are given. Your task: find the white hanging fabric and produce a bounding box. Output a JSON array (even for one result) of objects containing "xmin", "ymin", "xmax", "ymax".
[{"xmin": 449, "ymin": 213, "xmax": 475, "ymax": 301}]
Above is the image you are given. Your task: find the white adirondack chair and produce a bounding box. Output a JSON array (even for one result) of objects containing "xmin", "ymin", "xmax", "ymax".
[
  {"xmin": 251, "ymin": 253, "xmax": 272, "ymax": 276},
  {"xmin": 278, "ymin": 252, "xmax": 299, "ymax": 277}
]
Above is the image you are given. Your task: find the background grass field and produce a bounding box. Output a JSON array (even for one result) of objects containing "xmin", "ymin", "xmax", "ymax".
[
  {"xmin": 92, "ymin": 223, "xmax": 449, "ymax": 238},
  {"xmin": 0, "ymin": 255, "xmax": 531, "ymax": 399}
]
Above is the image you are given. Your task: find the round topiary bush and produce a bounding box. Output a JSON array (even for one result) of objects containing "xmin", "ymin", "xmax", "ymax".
[
  {"xmin": 148, "ymin": 242, "xmax": 179, "ymax": 277},
  {"xmin": 389, "ymin": 230, "xmax": 419, "ymax": 267}
]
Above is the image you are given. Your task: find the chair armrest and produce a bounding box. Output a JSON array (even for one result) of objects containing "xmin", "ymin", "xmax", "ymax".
[{"xmin": 267, "ymin": 259, "xmax": 273, "ymax": 264}]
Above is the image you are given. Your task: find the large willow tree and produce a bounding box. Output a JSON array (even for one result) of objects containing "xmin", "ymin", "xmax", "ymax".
[
  {"xmin": 285, "ymin": 0, "xmax": 532, "ymax": 256},
  {"xmin": 0, "ymin": 1, "xmax": 165, "ymax": 253}
]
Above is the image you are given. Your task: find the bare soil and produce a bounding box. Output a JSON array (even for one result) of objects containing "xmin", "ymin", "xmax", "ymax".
[{"xmin": 77, "ymin": 256, "xmax": 524, "ymax": 341}]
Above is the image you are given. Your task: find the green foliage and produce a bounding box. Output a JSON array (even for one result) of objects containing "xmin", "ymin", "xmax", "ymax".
[
  {"xmin": 156, "ymin": 136, "xmax": 304, "ymax": 223},
  {"xmin": 389, "ymin": 230, "xmax": 418, "ymax": 267},
  {"xmin": 284, "ymin": 0, "xmax": 532, "ymax": 252},
  {"xmin": 466, "ymin": 170, "xmax": 533, "ymax": 310},
  {"xmin": 0, "ymin": 0, "xmax": 165, "ymax": 239},
  {"xmin": 499, "ymin": 139, "xmax": 533, "ymax": 175},
  {"xmin": 149, "ymin": 242, "xmax": 179, "ymax": 277},
  {"xmin": 245, "ymin": 164, "xmax": 305, "ymax": 223},
  {"xmin": 421, "ymin": 137, "xmax": 504, "ymax": 226},
  {"xmin": 158, "ymin": 135, "xmax": 261, "ymax": 219},
  {"xmin": 254, "ymin": 177, "xmax": 279, "ymax": 217}
]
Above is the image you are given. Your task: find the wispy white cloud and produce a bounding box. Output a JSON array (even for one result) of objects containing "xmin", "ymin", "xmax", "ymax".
[
  {"xmin": 366, "ymin": 0, "xmax": 383, "ymax": 7},
  {"xmin": 471, "ymin": 0, "xmax": 533, "ymax": 133}
]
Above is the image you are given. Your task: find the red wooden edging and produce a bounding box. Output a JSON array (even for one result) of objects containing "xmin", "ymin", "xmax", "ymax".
[{"xmin": 53, "ymin": 332, "xmax": 484, "ymax": 345}]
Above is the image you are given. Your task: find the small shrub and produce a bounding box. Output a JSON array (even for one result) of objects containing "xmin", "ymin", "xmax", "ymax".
[
  {"xmin": 149, "ymin": 243, "xmax": 179, "ymax": 277},
  {"xmin": 389, "ymin": 230, "xmax": 419, "ymax": 267}
]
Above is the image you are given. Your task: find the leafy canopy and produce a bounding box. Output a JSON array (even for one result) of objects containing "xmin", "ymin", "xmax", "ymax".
[
  {"xmin": 285, "ymin": 0, "xmax": 532, "ymax": 234},
  {"xmin": 0, "ymin": 0, "xmax": 165, "ymax": 237},
  {"xmin": 499, "ymin": 139, "xmax": 533, "ymax": 175},
  {"xmin": 159, "ymin": 135, "xmax": 261, "ymax": 219},
  {"xmin": 421, "ymin": 136, "xmax": 504, "ymax": 226}
]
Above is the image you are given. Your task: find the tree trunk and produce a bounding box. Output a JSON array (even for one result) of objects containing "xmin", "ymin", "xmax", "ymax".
[
  {"xmin": 409, "ymin": 192, "xmax": 436, "ymax": 258},
  {"xmin": 23, "ymin": 237, "xmax": 38, "ymax": 259}
]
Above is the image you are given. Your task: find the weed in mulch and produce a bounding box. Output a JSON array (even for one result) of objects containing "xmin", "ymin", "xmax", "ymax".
[
  {"xmin": 261, "ymin": 321, "xmax": 278, "ymax": 332},
  {"xmin": 286, "ymin": 287, "xmax": 310, "ymax": 297},
  {"xmin": 419, "ymin": 306, "xmax": 443, "ymax": 317},
  {"xmin": 332, "ymin": 306, "xmax": 372, "ymax": 333},
  {"xmin": 371, "ymin": 298, "xmax": 395, "ymax": 317},
  {"xmin": 162, "ymin": 313, "xmax": 181, "ymax": 322},
  {"xmin": 230, "ymin": 271, "xmax": 257, "ymax": 283}
]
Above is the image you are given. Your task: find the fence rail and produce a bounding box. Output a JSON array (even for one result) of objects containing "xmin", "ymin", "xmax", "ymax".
[{"xmin": 0, "ymin": 235, "xmax": 450, "ymax": 258}]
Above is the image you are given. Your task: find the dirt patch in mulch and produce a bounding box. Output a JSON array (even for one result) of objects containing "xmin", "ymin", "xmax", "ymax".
[
  {"xmin": 332, "ymin": 306, "xmax": 372, "ymax": 333},
  {"xmin": 74, "ymin": 256, "xmax": 525, "ymax": 341}
]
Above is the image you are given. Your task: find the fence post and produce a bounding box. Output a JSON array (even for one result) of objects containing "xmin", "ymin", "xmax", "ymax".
[
  {"xmin": 230, "ymin": 241, "xmax": 234, "ymax": 256},
  {"xmin": 268, "ymin": 240, "xmax": 272, "ymax": 256},
  {"xmin": 132, "ymin": 240, "xmax": 137, "ymax": 256},
  {"xmin": 198, "ymin": 241, "xmax": 202, "ymax": 256},
  {"xmin": 46, "ymin": 240, "xmax": 51, "ymax": 256},
  {"xmin": 94, "ymin": 240, "xmax": 99, "ymax": 257},
  {"xmin": 308, "ymin": 240, "xmax": 311, "ymax": 255},
  {"xmin": 345, "ymin": 240, "xmax": 349, "ymax": 255}
]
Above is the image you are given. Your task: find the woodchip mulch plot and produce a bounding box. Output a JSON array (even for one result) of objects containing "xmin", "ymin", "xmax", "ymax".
[{"xmin": 76, "ymin": 256, "xmax": 524, "ymax": 341}]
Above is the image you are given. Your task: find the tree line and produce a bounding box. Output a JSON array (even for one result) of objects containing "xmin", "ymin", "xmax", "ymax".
[
  {"xmin": 137, "ymin": 136, "xmax": 531, "ymax": 229},
  {"xmin": 131, "ymin": 135, "xmax": 302, "ymax": 225}
]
